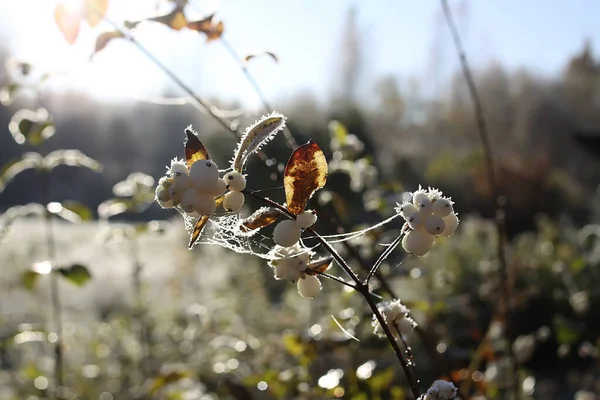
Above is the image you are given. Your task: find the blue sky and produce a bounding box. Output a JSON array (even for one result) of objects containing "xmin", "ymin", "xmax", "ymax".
[{"xmin": 0, "ymin": 0, "xmax": 599, "ymax": 108}]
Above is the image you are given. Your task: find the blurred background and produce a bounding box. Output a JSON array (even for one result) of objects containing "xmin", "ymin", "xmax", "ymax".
[{"xmin": 0, "ymin": 0, "xmax": 599, "ymax": 399}]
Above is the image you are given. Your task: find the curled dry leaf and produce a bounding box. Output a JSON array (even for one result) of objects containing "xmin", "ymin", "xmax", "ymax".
[
  {"xmin": 232, "ymin": 112, "xmax": 286, "ymax": 172},
  {"xmin": 284, "ymin": 140, "xmax": 328, "ymax": 215},
  {"xmin": 187, "ymin": 14, "xmax": 224, "ymax": 42},
  {"xmin": 188, "ymin": 215, "xmax": 209, "ymax": 248},
  {"xmin": 305, "ymin": 257, "xmax": 333, "ymax": 276},
  {"xmin": 126, "ymin": 7, "xmax": 187, "ymax": 31},
  {"xmin": 239, "ymin": 207, "xmax": 282, "ymax": 234},
  {"xmin": 93, "ymin": 30, "xmax": 124, "ymax": 55},
  {"xmin": 55, "ymin": 3, "xmax": 81, "ymax": 44},
  {"xmin": 184, "ymin": 126, "xmax": 210, "ymax": 169},
  {"xmin": 244, "ymin": 51, "xmax": 279, "ymax": 65}
]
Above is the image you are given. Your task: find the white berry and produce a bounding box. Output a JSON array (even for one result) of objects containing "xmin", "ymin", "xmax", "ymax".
[
  {"xmin": 172, "ymin": 173, "xmax": 191, "ymax": 192},
  {"xmin": 398, "ymin": 202, "xmax": 418, "ymax": 220},
  {"xmin": 157, "ymin": 198, "xmax": 175, "ymax": 209},
  {"xmin": 223, "ymin": 191, "xmax": 245, "ymax": 212},
  {"xmin": 168, "ymin": 185, "xmax": 182, "ymax": 204},
  {"xmin": 406, "ymin": 211, "xmax": 424, "ymax": 229},
  {"xmin": 440, "ymin": 213, "xmax": 459, "ymax": 237},
  {"xmin": 155, "ymin": 184, "xmax": 170, "ymax": 202},
  {"xmin": 194, "ymin": 193, "xmax": 216, "ymax": 215},
  {"xmin": 433, "ymin": 198, "xmax": 453, "ymax": 217},
  {"xmin": 189, "ymin": 160, "xmax": 219, "ymax": 192},
  {"xmin": 223, "ymin": 171, "xmax": 246, "ymax": 192},
  {"xmin": 413, "ymin": 191, "xmax": 433, "ymax": 215},
  {"xmin": 169, "ymin": 162, "xmax": 188, "ymax": 178},
  {"xmin": 297, "ymin": 275, "xmax": 321, "ymax": 298},
  {"xmin": 207, "ymin": 178, "xmax": 227, "ymax": 197},
  {"xmin": 273, "ymin": 261, "xmax": 290, "ymax": 280},
  {"xmin": 295, "ymin": 210, "xmax": 317, "ymax": 229},
  {"xmin": 180, "ymin": 189, "xmax": 200, "ymax": 213},
  {"xmin": 273, "ymin": 220, "xmax": 302, "ymax": 247},
  {"xmin": 424, "ymin": 215, "xmax": 446, "ymax": 236},
  {"xmin": 402, "ymin": 228, "xmax": 434, "ymax": 256}
]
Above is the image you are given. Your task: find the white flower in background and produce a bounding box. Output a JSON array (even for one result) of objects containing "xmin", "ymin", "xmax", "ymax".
[
  {"xmin": 372, "ymin": 299, "xmax": 415, "ymax": 338},
  {"xmin": 569, "ymin": 291, "xmax": 589, "ymax": 315},
  {"xmin": 513, "ymin": 334, "xmax": 536, "ymax": 364},
  {"xmin": 396, "ymin": 186, "xmax": 459, "ymax": 256},
  {"xmin": 418, "ymin": 380, "xmax": 458, "ymax": 400}
]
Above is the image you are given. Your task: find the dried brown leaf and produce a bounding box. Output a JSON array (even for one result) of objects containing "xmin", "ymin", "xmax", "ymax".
[
  {"xmin": 187, "ymin": 14, "xmax": 224, "ymax": 42},
  {"xmin": 244, "ymin": 51, "xmax": 278, "ymax": 64},
  {"xmin": 184, "ymin": 126, "xmax": 209, "ymax": 169},
  {"xmin": 188, "ymin": 215, "xmax": 209, "ymax": 248},
  {"xmin": 93, "ymin": 30, "xmax": 124, "ymax": 55},
  {"xmin": 239, "ymin": 207, "xmax": 282, "ymax": 233},
  {"xmin": 55, "ymin": 3, "xmax": 81, "ymax": 44},
  {"xmin": 284, "ymin": 140, "xmax": 328, "ymax": 215},
  {"xmin": 84, "ymin": 0, "xmax": 108, "ymax": 27},
  {"xmin": 305, "ymin": 257, "xmax": 333, "ymax": 276}
]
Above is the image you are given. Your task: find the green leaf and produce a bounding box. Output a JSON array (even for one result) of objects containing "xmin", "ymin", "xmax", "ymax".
[
  {"xmin": 44, "ymin": 149, "xmax": 102, "ymax": 172},
  {"xmin": 56, "ymin": 264, "xmax": 92, "ymax": 286},
  {"xmin": 328, "ymin": 120, "xmax": 348, "ymax": 144},
  {"xmin": 61, "ymin": 201, "xmax": 93, "ymax": 221},
  {"xmin": 22, "ymin": 270, "xmax": 40, "ymax": 290},
  {"xmin": 553, "ymin": 315, "xmax": 581, "ymax": 345}
]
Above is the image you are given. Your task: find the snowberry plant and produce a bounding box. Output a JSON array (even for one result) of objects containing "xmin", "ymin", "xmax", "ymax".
[{"xmin": 154, "ymin": 112, "xmax": 460, "ymax": 399}]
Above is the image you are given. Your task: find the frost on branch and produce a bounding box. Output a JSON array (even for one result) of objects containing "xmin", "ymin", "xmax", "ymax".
[
  {"xmin": 372, "ymin": 299, "xmax": 416, "ymax": 338},
  {"xmin": 395, "ymin": 186, "xmax": 459, "ymax": 257}
]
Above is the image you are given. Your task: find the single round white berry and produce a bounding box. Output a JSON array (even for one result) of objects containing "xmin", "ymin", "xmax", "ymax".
[
  {"xmin": 398, "ymin": 202, "xmax": 418, "ymax": 220},
  {"xmin": 157, "ymin": 198, "xmax": 175, "ymax": 209},
  {"xmin": 223, "ymin": 191, "xmax": 245, "ymax": 212},
  {"xmin": 402, "ymin": 228, "xmax": 434, "ymax": 256},
  {"xmin": 396, "ymin": 317, "xmax": 414, "ymax": 335},
  {"xmin": 296, "ymin": 251, "xmax": 310, "ymax": 266},
  {"xmin": 189, "ymin": 159, "xmax": 219, "ymax": 192},
  {"xmin": 273, "ymin": 261, "xmax": 290, "ymax": 280},
  {"xmin": 433, "ymin": 198, "xmax": 453, "ymax": 217},
  {"xmin": 297, "ymin": 275, "xmax": 321, "ymax": 298},
  {"xmin": 169, "ymin": 162, "xmax": 188, "ymax": 178},
  {"xmin": 295, "ymin": 210, "xmax": 317, "ymax": 229},
  {"xmin": 223, "ymin": 171, "xmax": 246, "ymax": 192},
  {"xmin": 194, "ymin": 193, "xmax": 216, "ymax": 215},
  {"xmin": 172, "ymin": 173, "xmax": 191, "ymax": 192},
  {"xmin": 424, "ymin": 215, "xmax": 446, "ymax": 236},
  {"xmin": 413, "ymin": 191, "xmax": 433, "ymax": 215},
  {"xmin": 273, "ymin": 220, "xmax": 302, "ymax": 248},
  {"xmin": 155, "ymin": 184, "xmax": 170, "ymax": 202},
  {"xmin": 287, "ymin": 267, "xmax": 301, "ymax": 283},
  {"xmin": 168, "ymin": 185, "xmax": 182, "ymax": 204},
  {"xmin": 406, "ymin": 211, "xmax": 424, "ymax": 229},
  {"xmin": 207, "ymin": 178, "xmax": 227, "ymax": 197},
  {"xmin": 440, "ymin": 213, "xmax": 459, "ymax": 237},
  {"xmin": 180, "ymin": 189, "xmax": 200, "ymax": 213}
]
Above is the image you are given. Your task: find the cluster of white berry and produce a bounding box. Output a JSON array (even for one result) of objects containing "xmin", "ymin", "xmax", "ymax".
[
  {"xmin": 272, "ymin": 210, "xmax": 317, "ymax": 247},
  {"xmin": 372, "ymin": 299, "xmax": 416, "ymax": 338},
  {"xmin": 268, "ymin": 244, "xmax": 321, "ymax": 298},
  {"xmin": 154, "ymin": 158, "xmax": 249, "ymax": 216},
  {"xmin": 395, "ymin": 187, "xmax": 459, "ymax": 257}
]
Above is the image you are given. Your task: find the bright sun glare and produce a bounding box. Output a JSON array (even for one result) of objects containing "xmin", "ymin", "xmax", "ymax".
[{"xmin": 9, "ymin": 0, "xmax": 171, "ymax": 101}]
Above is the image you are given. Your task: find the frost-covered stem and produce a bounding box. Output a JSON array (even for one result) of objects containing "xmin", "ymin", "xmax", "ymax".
[
  {"xmin": 365, "ymin": 232, "xmax": 404, "ymax": 283},
  {"xmin": 243, "ymin": 190, "xmax": 420, "ymax": 397},
  {"xmin": 42, "ymin": 171, "xmax": 63, "ymax": 398},
  {"xmin": 361, "ymin": 284, "xmax": 421, "ymax": 399},
  {"xmin": 221, "ymin": 39, "xmax": 298, "ymax": 149},
  {"xmin": 395, "ymin": 323, "xmax": 419, "ymax": 391},
  {"xmin": 440, "ymin": 1, "xmax": 516, "ymax": 398}
]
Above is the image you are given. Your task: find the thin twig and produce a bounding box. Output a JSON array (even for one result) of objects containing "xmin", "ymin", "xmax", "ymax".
[
  {"xmin": 221, "ymin": 39, "xmax": 298, "ymax": 149},
  {"xmin": 316, "ymin": 271, "xmax": 356, "ymax": 289},
  {"xmin": 440, "ymin": 1, "xmax": 515, "ymax": 398},
  {"xmin": 366, "ymin": 233, "xmax": 404, "ymax": 283},
  {"xmin": 395, "ymin": 323, "xmax": 419, "ymax": 389}
]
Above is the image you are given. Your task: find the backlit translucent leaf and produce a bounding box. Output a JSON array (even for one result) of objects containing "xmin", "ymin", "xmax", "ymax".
[
  {"xmin": 305, "ymin": 257, "xmax": 333, "ymax": 276},
  {"xmin": 184, "ymin": 126, "xmax": 210, "ymax": 169},
  {"xmin": 232, "ymin": 112, "xmax": 286, "ymax": 172},
  {"xmin": 239, "ymin": 207, "xmax": 282, "ymax": 234},
  {"xmin": 84, "ymin": 0, "xmax": 108, "ymax": 27},
  {"xmin": 284, "ymin": 140, "xmax": 328, "ymax": 215},
  {"xmin": 187, "ymin": 14, "xmax": 224, "ymax": 42},
  {"xmin": 55, "ymin": 3, "xmax": 81, "ymax": 44},
  {"xmin": 188, "ymin": 215, "xmax": 209, "ymax": 248},
  {"xmin": 93, "ymin": 30, "xmax": 124, "ymax": 55}
]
